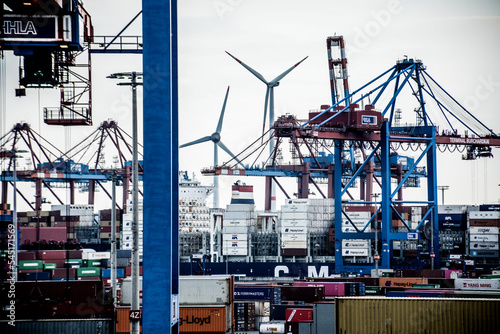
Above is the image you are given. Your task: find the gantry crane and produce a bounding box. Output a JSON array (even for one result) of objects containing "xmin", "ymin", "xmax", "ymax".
[{"xmin": 202, "ymin": 37, "xmax": 500, "ymax": 274}]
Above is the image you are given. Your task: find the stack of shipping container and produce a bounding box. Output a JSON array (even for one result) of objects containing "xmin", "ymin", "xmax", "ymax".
[
  {"xmin": 279, "ymin": 198, "xmax": 334, "ymax": 257},
  {"xmin": 221, "ymin": 183, "xmax": 257, "ymax": 257},
  {"xmin": 469, "ymin": 209, "xmax": 499, "ymax": 259}
]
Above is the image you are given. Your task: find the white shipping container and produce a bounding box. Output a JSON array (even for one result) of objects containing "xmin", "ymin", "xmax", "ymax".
[
  {"xmin": 225, "ymin": 204, "xmax": 256, "ymax": 212},
  {"xmin": 281, "ymin": 226, "xmax": 307, "ymax": 234},
  {"xmin": 345, "ymin": 211, "xmax": 372, "ymax": 219},
  {"xmin": 342, "ymin": 240, "xmax": 370, "ymax": 248},
  {"xmin": 223, "ymin": 240, "xmax": 248, "ymax": 248},
  {"xmin": 222, "ymin": 247, "xmax": 248, "ymax": 256},
  {"xmin": 87, "ymin": 252, "xmax": 111, "ymax": 260},
  {"xmin": 469, "ymin": 242, "xmax": 499, "ymax": 250},
  {"xmin": 469, "ymin": 226, "xmax": 500, "ymax": 234},
  {"xmin": 222, "ymin": 233, "xmax": 248, "ymax": 241},
  {"xmin": 393, "ymin": 240, "xmax": 401, "ymax": 250},
  {"xmin": 281, "ymin": 204, "xmax": 310, "ymax": 213},
  {"xmin": 280, "ymin": 220, "xmax": 309, "ymax": 228},
  {"xmin": 224, "ymin": 211, "xmax": 257, "ymax": 220},
  {"xmin": 222, "ymin": 226, "xmax": 251, "ymax": 234},
  {"xmin": 470, "ymin": 234, "xmax": 499, "ymax": 242},
  {"xmin": 341, "ymin": 226, "xmax": 369, "ymax": 233},
  {"xmin": 281, "ymin": 233, "xmax": 307, "ymax": 242},
  {"xmin": 281, "ymin": 241, "xmax": 307, "ymax": 249},
  {"xmin": 342, "ymin": 248, "xmax": 369, "ymax": 256},
  {"xmin": 342, "ymin": 219, "xmax": 369, "ymax": 227},
  {"xmin": 454, "ymin": 278, "xmax": 500, "ymax": 290},
  {"xmin": 223, "ymin": 219, "xmax": 253, "ymax": 227},
  {"xmin": 469, "ymin": 211, "xmax": 500, "ymax": 219},
  {"xmin": 438, "ymin": 205, "xmax": 467, "ymax": 214},
  {"xmin": 281, "ymin": 212, "xmax": 322, "ymax": 221}
]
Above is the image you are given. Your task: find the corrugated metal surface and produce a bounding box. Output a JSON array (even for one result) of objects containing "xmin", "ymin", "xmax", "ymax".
[
  {"xmin": 116, "ymin": 307, "xmax": 142, "ymax": 333},
  {"xmin": 0, "ymin": 319, "xmax": 113, "ymax": 334},
  {"xmin": 336, "ymin": 297, "xmax": 500, "ymax": 334},
  {"xmin": 179, "ymin": 306, "xmax": 228, "ymax": 333}
]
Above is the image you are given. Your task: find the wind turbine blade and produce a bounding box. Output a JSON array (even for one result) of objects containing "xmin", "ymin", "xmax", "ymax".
[
  {"xmin": 263, "ymin": 87, "xmax": 270, "ymax": 133},
  {"xmin": 226, "ymin": 51, "xmax": 268, "ymax": 84},
  {"xmin": 216, "ymin": 86, "xmax": 230, "ymax": 133},
  {"xmin": 179, "ymin": 136, "xmax": 211, "ymax": 148},
  {"xmin": 270, "ymin": 56, "xmax": 308, "ymax": 84},
  {"xmin": 218, "ymin": 141, "xmax": 245, "ymax": 168}
]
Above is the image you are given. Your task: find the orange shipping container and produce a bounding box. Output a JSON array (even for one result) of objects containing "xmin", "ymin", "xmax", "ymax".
[
  {"xmin": 179, "ymin": 306, "xmax": 228, "ymax": 333},
  {"xmin": 116, "ymin": 307, "xmax": 142, "ymax": 333},
  {"xmin": 379, "ymin": 277, "xmax": 428, "ymax": 288}
]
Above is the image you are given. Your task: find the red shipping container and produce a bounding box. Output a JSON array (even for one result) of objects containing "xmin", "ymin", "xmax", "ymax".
[
  {"xmin": 100, "ymin": 226, "xmax": 120, "ymax": 233},
  {"xmin": 17, "ymin": 251, "xmax": 37, "ymax": 261},
  {"xmin": 53, "ymin": 221, "xmax": 78, "ymax": 227},
  {"xmin": 293, "ymin": 281, "xmax": 345, "ymax": 297},
  {"xmin": 125, "ymin": 266, "xmax": 143, "ymax": 276},
  {"xmin": 51, "ymin": 268, "xmax": 76, "ymax": 278},
  {"xmin": 285, "ymin": 308, "xmax": 313, "ymax": 323},
  {"xmin": 37, "ymin": 250, "xmax": 67, "ymax": 260},
  {"xmin": 18, "ymin": 269, "xmax": 43, "ymax": 273},
  {"xmin": 77, "ymin": 277, "xmax": 101, "ymax": 281},
  {"xmin": 469, "ymin": 218, "xmax": 500, "ymax": 227},
  {"xmin": 67, "ymin": 250, "xmax": 83, "ymax": 259}
]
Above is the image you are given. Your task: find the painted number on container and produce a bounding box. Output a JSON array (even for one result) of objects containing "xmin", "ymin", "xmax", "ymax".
[{"xmin": 129, "ymin": 310, "xmax": 142, "ymax": 321}]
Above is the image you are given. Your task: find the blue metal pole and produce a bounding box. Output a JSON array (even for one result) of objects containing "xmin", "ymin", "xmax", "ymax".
[
  {"xmin": 143, "ymin": 0, "xmax": 179, "ymax": 332},
  {"xmin": 334, "ymin": 140, "xmax": 343, "ymax": 273},
  {"xmin": 426, "ymin": 126, "xmax": 440, "ymax": 269},
  {"xmin": 380, "ymin": 121, "xmax": 391, "ymax": 268}
]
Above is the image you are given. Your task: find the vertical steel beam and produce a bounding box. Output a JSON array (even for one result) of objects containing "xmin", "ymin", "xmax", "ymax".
[
  {"xmin": 426, "ymin": 126, "xmax": 440, "ymax": 268},
  {"xmin": 334, "ymin": 140, "xmax": 343, "ymax": 273},
  {"xmin": 143, "ymin": 0, "xmax": 179, "ymax": 333},
  {"xmin": 380, "ymin": 121, "xmax": 391, "ymax": 268}
]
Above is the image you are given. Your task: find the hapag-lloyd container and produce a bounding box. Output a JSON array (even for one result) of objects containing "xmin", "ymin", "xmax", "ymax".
[
  {"xmin": 179, "ymin": 306, "xmax": 229, "ymax": 333},
  {"xmin": 378, "ymin": 277, "xmax": 428, "ymax": 287}
]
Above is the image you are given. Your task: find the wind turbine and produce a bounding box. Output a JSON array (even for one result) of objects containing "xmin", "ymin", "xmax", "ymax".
[
  {"xmin": 225, "ymin": 51, "xmax": 308, "ymax": 136},
  {"xmin": 226, "ymin": 52, "xmax": 308, "ymax": 211},
  {"xmin": 180, "ymin": 86, "xmax": 239, "ymax": 209}
]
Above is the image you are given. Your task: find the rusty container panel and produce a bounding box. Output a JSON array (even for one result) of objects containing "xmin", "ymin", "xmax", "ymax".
[
  {"xmin": 179, "ymin": 306, "xmax": 228, "ymax": 333},
  {"xmin": 336, "ymin": 297, "xmax": 500, "ymax": 334}
]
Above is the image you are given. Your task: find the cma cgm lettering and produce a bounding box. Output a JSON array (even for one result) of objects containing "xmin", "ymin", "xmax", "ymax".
[{"xmin": 180, "ymin": 262, "xmax": 337, "ymax": 279}]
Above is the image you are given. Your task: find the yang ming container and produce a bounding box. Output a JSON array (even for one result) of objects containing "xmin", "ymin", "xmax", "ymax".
[{"xmin": 335, "ymin": 297, "xmax": 500, "ymax": 334}]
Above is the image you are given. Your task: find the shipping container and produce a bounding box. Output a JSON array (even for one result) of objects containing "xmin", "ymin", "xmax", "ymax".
[
  {"xmin": 379, "ymin": 277, "xmax": 428, "ymax": 288},
  {"xmin": 234, "ymin": 286, "xmax": 279, "ymax": 302},
  {"xmin": 222, "ymin": 233, "xmax": 248, "ymax": 241},
  {"xmin": 335, "ymin": 297, "xmax": 500, "ymax": 334},
  {"xmin": 179, "ymin": 306, "xmax": 229, "ymax": 333},
  {"xmin": 342, "ymin": 249, "xmax": 369, "ymax": 256},
  {"xmin": 18, "ymin": 260, "xmax": 43, "ymax": 270},
  {"xmin": 293, "ymin": 281, "xmax": 345, "ymax": 297},
  {"xmin": 285, "ymin": 308, "xmax": 313, "ymax": 323},
  {"xmin": 280, "ymin": 286, "xmax": 325, "ymax": 302},
  {"xmin": 454, "ymin": 278, "xmax": 500, "ymax": 290},
  {"xmin": 469, "ymin": 226, "xmax": 500, "ymax": 234},
  {"xmin": 0, "ymin": 319, "xmax": 114, "ymax": 334}
]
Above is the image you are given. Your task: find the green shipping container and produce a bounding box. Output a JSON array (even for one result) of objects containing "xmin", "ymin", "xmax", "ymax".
[
  {"xmin": 65, "ymin": 259, "xmax": 83, "ymax": 265},
  {"xmin": 44, "ymin": 263, "xmax": 57, "ymax": 270},
  {"xmin": 77, "ymin": 267, "xmax": 101, "ymax": 277},
  {"xmin": 83, "ymin": 259, "xmax": 101, "ymax": 267},
  {"xmin": 18, "ymin": 260, "xmax": 43, "ymax": 270}
]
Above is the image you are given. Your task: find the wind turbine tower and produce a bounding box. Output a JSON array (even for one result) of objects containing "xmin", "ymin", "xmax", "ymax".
[
  {"xmin": 180, "ymin": 86, "xmax": 239, "ymax": 208},
  {"xmin": 226, "ymin": 52, "xmax": 308, "ymax": 211}
]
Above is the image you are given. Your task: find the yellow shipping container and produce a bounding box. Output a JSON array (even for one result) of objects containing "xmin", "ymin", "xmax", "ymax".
[{"xmin": 336, "ymin": 297, "xmax": 500, "ymax": 334}]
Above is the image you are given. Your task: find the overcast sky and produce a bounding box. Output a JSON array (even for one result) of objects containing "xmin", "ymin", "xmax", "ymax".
[{"xmin": 1, "ymin": 0, "xmax": 499, "ymax": 210}]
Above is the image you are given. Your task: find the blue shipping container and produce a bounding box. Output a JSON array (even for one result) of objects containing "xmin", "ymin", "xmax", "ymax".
[
  {"xmin": 101, "ymin": 268, "xmax": 125, "ymax": 278},
  {"xmin": 234, "ymin": 286, "xmax": 280, "ymax": 302}
]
